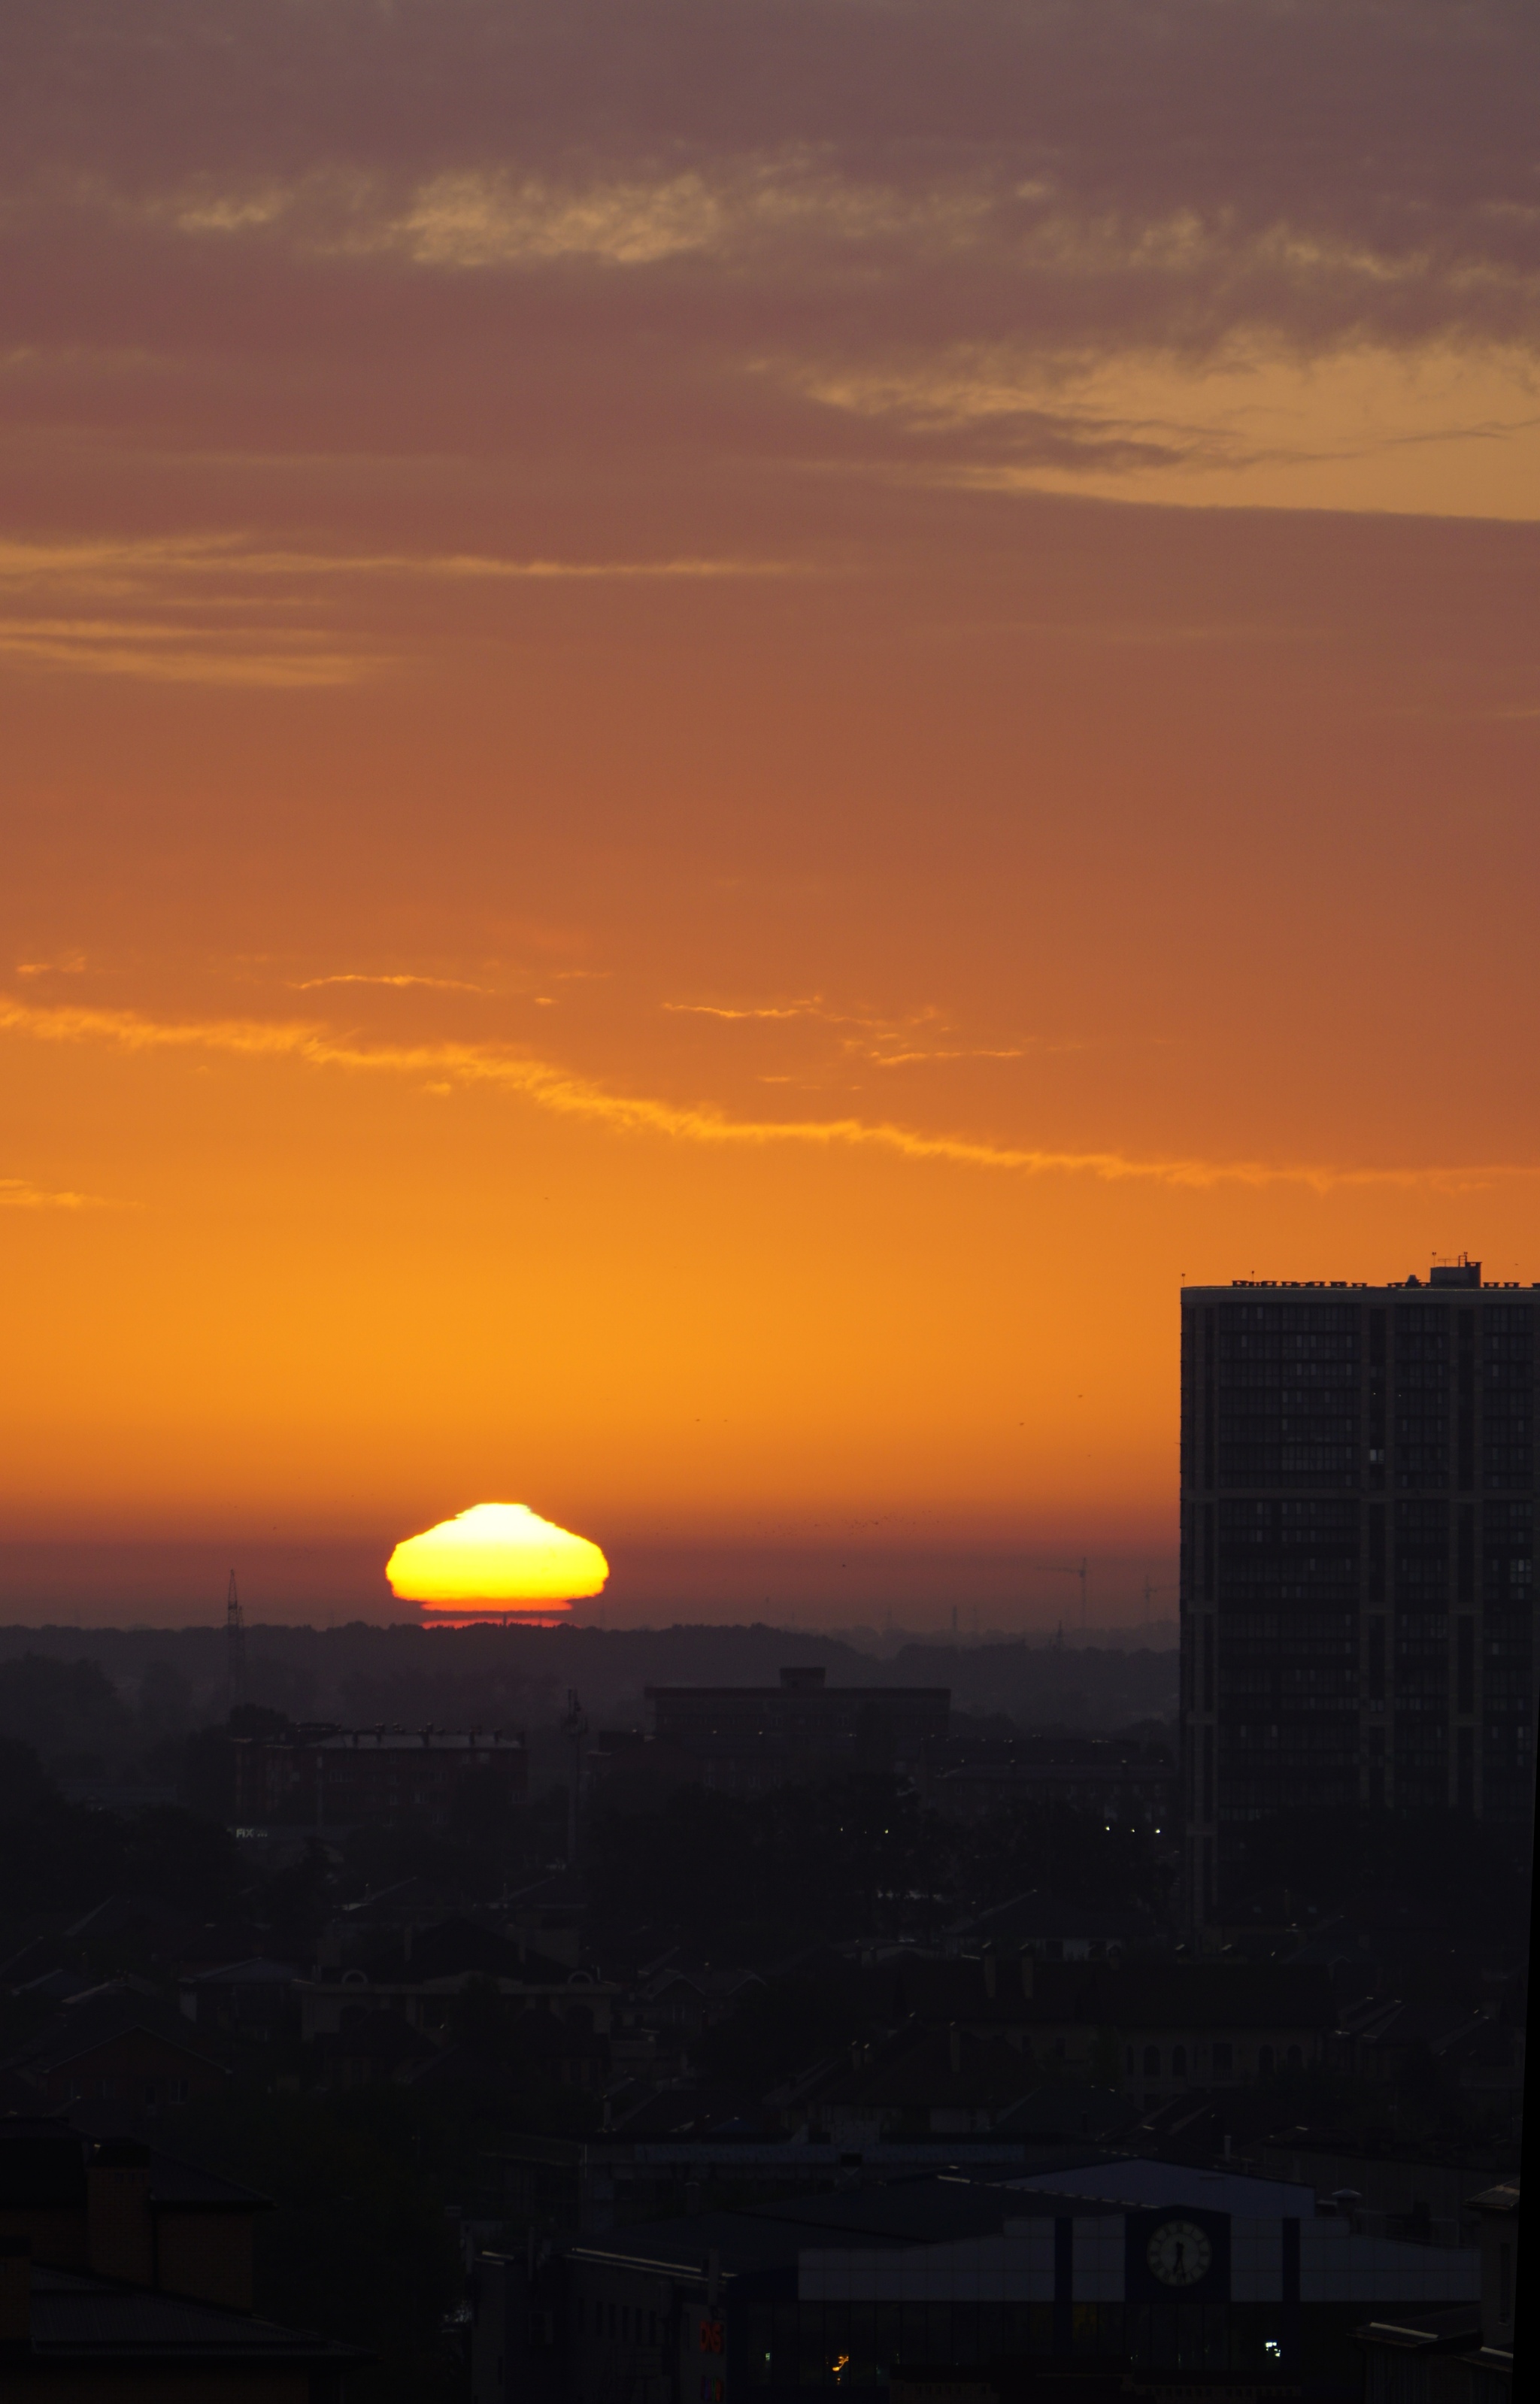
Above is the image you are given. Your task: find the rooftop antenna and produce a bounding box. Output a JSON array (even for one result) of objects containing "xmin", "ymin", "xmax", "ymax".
[{"xmin": 226, "ymin": 1570, "xmax": 246, "ymax": 1711}]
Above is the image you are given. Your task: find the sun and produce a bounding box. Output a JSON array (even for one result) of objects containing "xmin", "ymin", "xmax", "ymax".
[{"xmin": 386, "ymin": 1502, "xmax": 608, "ymax": 1620}]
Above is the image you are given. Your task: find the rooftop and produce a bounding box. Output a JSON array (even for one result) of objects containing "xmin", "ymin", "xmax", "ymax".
[{"xmin": 26, "ymin": 2261, "xmax": 365, "ymax": 2367}]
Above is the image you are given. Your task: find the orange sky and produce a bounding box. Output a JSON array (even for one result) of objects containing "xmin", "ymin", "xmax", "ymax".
[{"xmin": 2, "ymin": 3, "xmax": 1537, "ymax": 1624}]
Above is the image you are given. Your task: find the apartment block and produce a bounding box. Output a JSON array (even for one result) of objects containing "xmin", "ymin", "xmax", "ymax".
[{"xmin": 1179, "ymin": 1261, "xmax": 1535, "ymax": 1923}]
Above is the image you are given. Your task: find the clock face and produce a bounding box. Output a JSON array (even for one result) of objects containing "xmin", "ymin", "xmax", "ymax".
[{"xmin": 1146, "ymin": 2220, "xmax": 1213, "ymax": 2287}]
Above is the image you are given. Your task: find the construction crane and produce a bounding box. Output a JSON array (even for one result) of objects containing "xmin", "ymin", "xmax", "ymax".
[
  {"xmin": 1043, "ymin": 1556, "xmax": 1089, "ymax": 1632},
  {"xmin": 1141, "ymin": 1571, "xmax": 1179, "ymax": 1629},
  {"xmin": 225, "ymin": 1570, "xmax": 246, "ymax": 1711}
]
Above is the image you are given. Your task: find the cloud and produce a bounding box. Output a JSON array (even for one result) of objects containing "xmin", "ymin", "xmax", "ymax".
[
  {"xmin": 665, "ymin": 995, "xmax": 1052, "ymax": 1066},
  {"xmin": 0, "ymin": 619, "xmax": 371, "ymax": 687},
  {"xmin": 0, "ymin": 535, "xmax": 813, "ymax": 681},
  {"xmin": 291, "ymin": 972, "xmax": 495, "ymax": 995},
  {"xmin": 663, "ymin": 997, "xmax": 832, "ymax": 1021},
  {"xmin": 2, "ymin": 4, "xmax": 1537, "ymax": 533},
  {"xmin": 3, "ymin": 990, "xmax": 1537, "ymax": 1198},
  {"xmin": 0, "ymin": 1176, "xmax": 106, "ymax": 1210},
  {"xmin": 0, "ymin": 537, "xmax": 806, "ymax": 590}
]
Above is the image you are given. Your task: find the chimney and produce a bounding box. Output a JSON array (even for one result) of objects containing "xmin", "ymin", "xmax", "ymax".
[
  {"xmin": 88, "ymin": 2142, "xmax": 154, "ymax": 2287},
  {"xmin": 1019, "ymin": 1955, "xmax": 1034, "ymax": 2001},
  {"xmin": 984, "ymin": 1954, "xmax": 997, "ymax": 2001},
  {"xmin": 0, "ymin": 2239, "xmax": 29, "ymax": 2348},
  {"xmin": 948, "ymin": 2024, "xmax": 962, "ymax": 2075}
]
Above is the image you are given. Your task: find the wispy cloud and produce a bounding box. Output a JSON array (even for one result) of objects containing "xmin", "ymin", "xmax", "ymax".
[
  {"xmin": 0, "ymin": 535, "xmax": 808, "ymax": 591},
  {"xmin": 0, "ymin": 1176, "xmax": 108, "ymax": 1211},
  {"xmin": 0, "ymin": 617, "xmax": 373, "ymax": 687},
  {"xmin": 290, "ymin": 972, "xmax": 494, "ymax": 995},
  {"xmin": 2, "ymin": 993, "xmax": 1535, "ymax": 1198},
  {"xmin": 664, "ymin": 994, "xmax": 1054, "ymax": 1066},
  {"xmin": 0, "ymin": 538, "xmax": 814, "ymax": 683},
  {"xmin": 664, "ymin": 997, "xmax": 832, "ymax": 1022},
  {"xmin": 870, "ymin": 1047, "xmax": 1028, "ymax": 1066},
  {"xmin": 15, "ymin": 953, "xmax": 87, "ymax": 978}
]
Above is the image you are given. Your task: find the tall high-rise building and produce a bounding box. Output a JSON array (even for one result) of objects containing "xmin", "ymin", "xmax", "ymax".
[{"xmin": 1179, "ymin": 1261, "xmax": 1535, "ymax": 1925}]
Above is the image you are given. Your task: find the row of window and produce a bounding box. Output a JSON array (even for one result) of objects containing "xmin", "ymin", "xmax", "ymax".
[
  {"xmin": 62, "ymin": 2075, "xmax": 190, "ymax": 2105},
  {"xmin": 1126, "ymin": 2039, "xmax": 1300, "ymax": 2078}
]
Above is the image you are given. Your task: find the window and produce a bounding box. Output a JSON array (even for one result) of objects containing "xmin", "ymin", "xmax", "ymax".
[
  {"xmin": 1259, "ymin": 2045, "xmax": 1275, "ymax": 2073},
  {"xmin": 1287, "ymin": 2045, "xmax": 1302, "ymax": 2069},
  {"xmin": 1212, "ymin": 2042, "xmax": 1232, "ymax": 2074},
  {"xmin": 1143, "ymin": 2045, "xmax": 1160, "ymax": 2076},
  {"xmin": 1172, "ymin": 2045, "xmax": 1187, "ymax": 2078}
]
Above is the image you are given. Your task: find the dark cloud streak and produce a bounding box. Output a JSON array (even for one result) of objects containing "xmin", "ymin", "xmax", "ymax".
[{"xmin": 0, "ymin": 4, "xmax": 1534, "ymax": 565}]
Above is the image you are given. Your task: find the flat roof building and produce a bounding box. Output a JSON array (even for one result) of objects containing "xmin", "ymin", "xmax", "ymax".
[
  {"xmin": 641, "ymin": 1667, "xmax": 948, "ymax": 1794},
  {"xmin": 474, "ymin": 2161, "xmax": 1486, "ymax": 2404},
  {"xmin": 1179, "ymin": 1263, "xmax": 1535, "ymax": 1925},
  {"xmin": 232, "ymin": 1725, "xmax": 526, "ymax": 1830}
]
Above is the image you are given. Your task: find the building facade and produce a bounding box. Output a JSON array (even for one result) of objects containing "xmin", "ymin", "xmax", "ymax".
[
  {"xmin": 231, "ymin": 1726, "xmax": 526, "ymax": 1829},
  {"xmin": 1180, "ymin": 1262, "xmax": 1535, "ymax": 1923},
  {"xmin": 471, "ymin": 2162, "xmax": 1486, "ymax": 2404},
  {"xmin": 641, "ymin": 1667, "xmax": 949, "ymax": 1794}
]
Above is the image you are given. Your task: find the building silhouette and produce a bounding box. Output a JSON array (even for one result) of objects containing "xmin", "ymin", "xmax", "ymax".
[
  {"xmin": 641, "ymin": 1665, "xmax": 949, "ymax": 1795},
  {"xmin": 1179, "ymin": 1261, "xmax": 1534, "ymax": 1924}
]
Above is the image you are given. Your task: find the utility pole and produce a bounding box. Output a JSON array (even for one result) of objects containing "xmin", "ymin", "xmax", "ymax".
[{"xmin": 225, "ymin": 1570, "xmax": 246, "ymax": 1712}]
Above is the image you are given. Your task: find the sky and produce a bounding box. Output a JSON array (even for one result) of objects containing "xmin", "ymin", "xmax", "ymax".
[{"xmin": 2, "ymin": 2, "xmax": 1538, "ymax": 1626}]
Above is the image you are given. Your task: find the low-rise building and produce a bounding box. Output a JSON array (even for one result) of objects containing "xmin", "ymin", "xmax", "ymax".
[
  {"xmin": 180, "ymin": 1957, "xmax": 304, "ymax": 2037},
  {"xmin": 4, "ymin": 1991, "xmax": 230, "ymax": 2111},
  {"xmin": 932, "ymin": 1758, "xmax": 1175, "ymax": 1825},
  {"xmin": 472, "ymin": 2158, "xmax": 1484, "ymax": 2404},
  {"xmin": 0, "ymin": 2119, "xmax": 367, "ymax": 2396},
  {"xmin": 640, "ymin": 1668, "xmax": 949, "ymax": 1794},
  {"xmin": 827, "ymin": 1955, "xmax": 1334, "ymax": 2111},
  {"xmin": 1355, "ymin": 2178, "xmax": 1516, "ymax": 2403},
  {"xmin": 232, "ymin": 1725, "xmax": 526, "ymax": 1828}
]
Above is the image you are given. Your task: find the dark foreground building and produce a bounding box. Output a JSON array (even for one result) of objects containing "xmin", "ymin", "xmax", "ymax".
[
  {"xmin": 1179, "ymin": 1261, "xmax": 1535, "ymax": 1924},
  {"xmin": 472, "ymin": 2160, "xmax": 1493, "ymax": 2404},
  {"xmin": 0, "ymin": 2120, "xmax": 366, "ymax": 2398}
]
